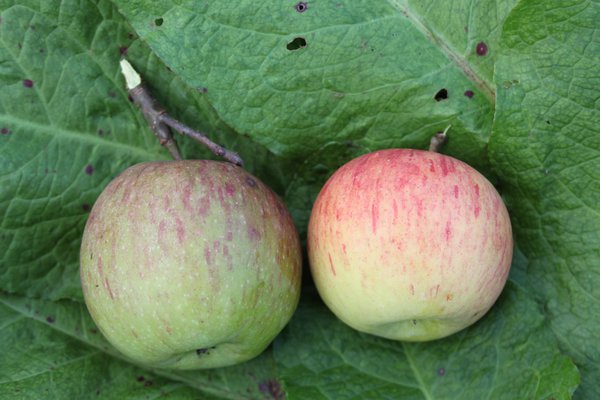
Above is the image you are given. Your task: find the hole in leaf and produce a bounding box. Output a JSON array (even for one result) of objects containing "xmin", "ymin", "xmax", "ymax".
[
  {"xmin": 154, "ymin": 17, "xmax": 164, "ymax": 26},
  {"xmin": 434, "ymin": 88, "xmax": 448, "ymax": 101},
  {"xmin": 286, "ymin": 37, "xmax": 307, "ymax": 51},
  {"xmin": 295, "ymin": 2, "xmax": 308, "ymax": 12}
]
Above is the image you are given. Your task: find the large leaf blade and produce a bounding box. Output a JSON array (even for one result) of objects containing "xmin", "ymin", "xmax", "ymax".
[{"xmin": 490, "ymin": 0, "xmax": 600, "ymax": 397}]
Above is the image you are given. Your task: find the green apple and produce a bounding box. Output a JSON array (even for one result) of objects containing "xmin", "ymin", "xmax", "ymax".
[
  {"xmin": 308, "ymin": 149, "xmax": 512, "ymax": 341},
  {"xmin": 80, "ymin": 160, "xmax": 301, "ymax": 369}
]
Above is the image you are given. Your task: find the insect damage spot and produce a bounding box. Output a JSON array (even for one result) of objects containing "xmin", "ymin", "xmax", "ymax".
[
  {"xmin": 476, "ymin": 41, "xmax": 488, "ymax": 56},
  {"xmin": 434, "ymin": 88, "xmax": 448, "ymax": 101},
  {"xmin": 438, "ymin": 367, "xmax": 446, "ymax": 376},
  {"xmin": 82, "ymin": 203, "xmax": 91, "ymax": 212},
  {"xmin": 23, "ymin": 79, "xmax": 34, "ymax": 88},
  {"xmin": 136, "ymin": 376, "xmax": 145, "ymax": 382},
  {"xmin": 119, "ymin": 46, "xmax": 128, "ymax": 56},
  {"xmin": 464, "ymin": 90, "xmax": 474, "ymax": 98},
  {"xmin": 286, "ymin": 37, "xmax": 307, "ymax": 51},
  {"xmin": 294, "ymin": 2, "xmax": 308, "ymax": 12},
  {"xmin": 258, "ymin": 379, "xmax": 285, "ymax": 400},
  {"xmin": 85, "ymin": 164, "xmax": 94, "ymax": 175},
  {"xmin": 46, "ymin": 316, "xmax": 55, "ymax": 324},
  {"xmin": 154, "ymin": 17, "xmax": 164, "ymax": 26},
  {"xmin": 196, "ymin": 346, "xmax": 216, "ymax": 356},
  {"xmin": 245, "ymin": 176, "xmax": 257, "ymax": 188},
  {"xmin": 1, "ymin": 127, "xmax": 9, "ymax": 135}
]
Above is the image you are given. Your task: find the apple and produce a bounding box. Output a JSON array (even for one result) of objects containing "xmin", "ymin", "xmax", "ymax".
[
  {"xmin": 80, "ymin": 160, "xmax": 301, "ymax": 369},
  {"xmin": 307, "ymin": 149, "xmax": 512, "ymax": 341}
]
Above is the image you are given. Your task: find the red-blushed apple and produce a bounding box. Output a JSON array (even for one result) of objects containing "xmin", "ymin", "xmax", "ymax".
[
  {"xmin": 307, "ymin": 149, "xmax": 513, "ymax": 341},
  {"xmin": 80, "ymin": 160, "xmax": 301, "ymax": 369}
]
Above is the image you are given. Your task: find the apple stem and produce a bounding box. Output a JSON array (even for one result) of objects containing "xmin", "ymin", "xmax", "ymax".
[
  {"xmin": 120, "ymin": 59, "xmax": 244, "ymax": 166},
  {"xmin": 428, "ymin": 125, "xmax": 451, "ymax": 153}
]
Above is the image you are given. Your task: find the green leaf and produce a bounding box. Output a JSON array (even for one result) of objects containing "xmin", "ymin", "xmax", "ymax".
[
  {"xmin": 0, "ymin": 0, "xmax": 588, "ymax": 398},
  {"xmin": 0, "ymin": 0, "xmax": 286, "ymax": 300},
  {"xmin": 0, "ymin": 279, "xmax": 579, "ymax": 400},
  {"xmin": 112, "ymin": 0, "xmax": 497, "ymax": 171},
  {"xmin": 277, "ymin": 282, "xmax": 578, "ymax": 399},
  {"xmin": 0, "ymin": 294, "xmax": 278, "ymax": 399},
  {"xmin": 489, "ymin": 0, "xmax": 600, "ymax": 397}
]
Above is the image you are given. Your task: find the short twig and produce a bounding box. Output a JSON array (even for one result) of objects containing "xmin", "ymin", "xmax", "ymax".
[
  {"xmin": 428, "ymin": 125, "xmax": 451, "ymax": 153},
  {"xmin": 119, "ymin": 59, "xmax": 243, "ymax": 166},
  {"xmin": 159, "ymin": 115, "xmax": 243, "ymax": 166}
]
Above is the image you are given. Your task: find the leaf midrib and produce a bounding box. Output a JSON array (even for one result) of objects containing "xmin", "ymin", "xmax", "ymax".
[
  {"xmin": 387, "ymin": 0, "xmax": 496, "ymax": 104},
  {"xmin": 0, "ymin": 114, "xmax": 162, "ymax": 161}
]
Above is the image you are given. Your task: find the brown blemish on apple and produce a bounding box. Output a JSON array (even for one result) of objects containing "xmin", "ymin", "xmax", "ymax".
[
  {"xmin": 445, "ymin": 293, "xmax": 454, "ymax": 301},
  {"xmin": 430, "ymin": 284, "xmax": 440, "ymax": 298},
  {"xmin": 328, "ymin": 252, "xmax": 336, "ymax": 276},
  {"xmin": 245, "ymin": 176, "xmax": 257, "ymax": 188},
  {"xmin": 247, "ymin": 226, "xmax": 261, "ymax": 241},
  {"xmin": 409, "ymin": 284, "xmax": 415, "ymax": 295}
]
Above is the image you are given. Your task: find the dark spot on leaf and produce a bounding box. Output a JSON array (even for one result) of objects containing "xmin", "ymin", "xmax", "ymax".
[
  {"xmin": 96, "ymin": 389, "xmax": 100, "ymax": 395},
  {"xmin": 23, "ymin": 79, "xmax": 34, "ymax": 88},
  {"xmin": 144, "ymin": 381, "xmax": 153, "ymax": 387},
  {"xmin": 438, "ymin": 367, "xmax": 446, "ymax": 376},
  {"xmin": 287, "ymin": 37, "xmax": 307, "ymax": 51},
  {"xmin": 412, "ymin": 319, "xmax": 417, "ymax": 325},
  {"xmin": 119, "ymin": 46, "xmax": 128, "ymax": 56},
  {"xmin": 82, "ymin": 203, "xmax": 91, "ymax": 212},
  {"xmin": 476, "ymin": 41, "xmax": 488, "ymax": 56},
  {"xmin": 196, "ymin": 346, "xmax": 216, "ymax": 356},
  {"xmin": 154, "ymin": 17, "xmax": 164, "ymax": 27},
  {"xmin": 1, "ymin": 127, "xmax": 9, "ymax": 135},
  {"xmin": 546, "ymin": 120, "xmax": 551, "ymax": 125},
  {"xmin": 245, "ymin": 177, "xmax": 257, "ymax": 188},
  {"xmin": 464, "ymin": 90, "xmax": 474, "ymax": 98},
  {"xmin": 46, "ymin": 316, "xmax": 55, "ymax": 323},
  {"xmin": 39, "ymin": 48, "xmax": 44, "ymax": 53},
  {"xmin": 136, "ymin": 376, "xmax": 145, "ymax": 382},
  {"xmin": 258, "ymin": 379, "xmax": 284, "ymax": 400},
  {"xmin": 97, "ymin": 129, "xmax": 104, "ymax": 136},
  {"xmin": 85, "ymin": 164, "xmax": 94, "ymax": 175},
  {"xmin": 128, "ymin": 32, "xmax": 136, "ymax": 39},
  {"xmin": 198, "ymin": 87, "xmax": 208, "ymax": 93},
  {"xmin": 294, "ymin": 2, "xmax": 308, "ymax": 12},
  {"xmin": 434, "ymin": 88, "xmax": 448, "ymax": 101},
  {"xmin": 90, "ymin": 328, "xmax": 98, "ymax": 334}
]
